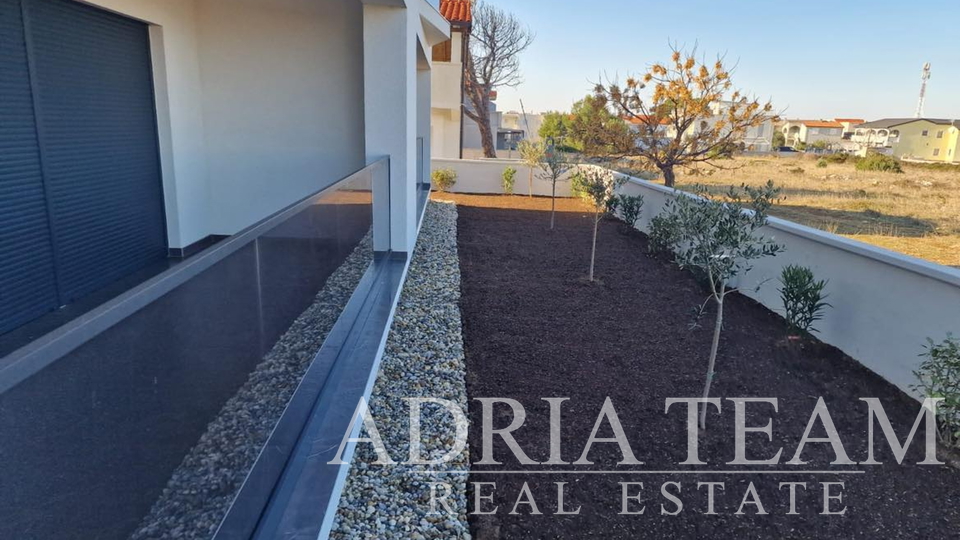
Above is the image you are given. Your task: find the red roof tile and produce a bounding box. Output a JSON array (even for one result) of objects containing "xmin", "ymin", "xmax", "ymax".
[
  {"xmin": 834, "ymin": 118, "xmax": 865, "ymax": 124},
  {"xmin": 624, "ymin": 115, "xmax": 671, "ymax": 126},
  {"xmin": 440, "ymin": 0, "xmax": 471, "ymax": 23},
  {"xmin": 801, "ymin": 120, "xmax": 843, "ymax": 128}
]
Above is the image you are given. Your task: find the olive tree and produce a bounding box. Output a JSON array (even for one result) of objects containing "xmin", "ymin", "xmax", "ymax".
[
  {"xmin": 518, "ymin": 139, "xmax": 546, "ymax": 197},
  {"xmin": 580, "ymin": 167, "xmax": 625, "ymax": 281},
  {"xmin": 538, "ymin": 146, "xmax": 572, "ymax": 230},
  {"xmin": 657, "ymin": 181, "xmax": 784, "ymax": 429}
]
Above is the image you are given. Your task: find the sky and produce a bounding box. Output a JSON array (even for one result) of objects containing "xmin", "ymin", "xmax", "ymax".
[{"xmin": 491, "ymin": 0, "xmax": 960, "ymax": 121}]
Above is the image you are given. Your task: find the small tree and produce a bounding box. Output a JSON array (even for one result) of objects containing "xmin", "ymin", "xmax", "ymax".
[
  {"xmin": 595, "ymin": 44, "xmax": 776, "ymax": 187},
  {"xmin": 658, "ymin": 181, "xmax": 784, "ymax": 429},
  {"xmin": 518, "ymin": 139, "xmax": 546, "ymax": 197},
  {"xmin": 772, "ymin": 130, "xmax": 786, "ymax": 148},
  {"xmin": 502, "ymin": 166, "xmax": 517, "ymax": 195},
  {"xmin": 913, "ymin": 335, "xmax": 960, "ymax": 448},
  {"xmin": 580, "ymin": 168, "xmax": 625, "ymax": 281},
  {"xmin": 538, "ymin": 146, "xmax": 572, "ymax": 230}
]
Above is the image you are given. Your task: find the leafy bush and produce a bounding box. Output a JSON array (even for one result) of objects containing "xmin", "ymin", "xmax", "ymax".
[
  {"xmin": 648, "ymin": 212, "xmax": 680, "ymax": 253},
  {"xmin": 816, "ymin": 158, "xmax": 828, "ymax": 168},
  {"xmin": 616, "ymin": 194, "xmax": 644, "ymax": 233},
  {"xmin": 431, "ymin": 168, "xmax": 457, "ymax": 192},
  {"xmin": 822, "ymin": 153, "xmax": 850, "ymax": 164},
  {"xmin": 912, "ymin": 335, "xmax": 960, "ymax": 447},
  {"xmin": 856, "ymin": 153, "xmax": 903, "ymax": 173},
  {"xmin": 778, "ymin": 265, "xmax": 830, "ymax": 336},
  {"xmin": 502, "ymin": 166, "xmax": 517, "ymax": 195},
  {"xmin": 569, "ymin": 171, "xmax": 587, "ymax": 198}
]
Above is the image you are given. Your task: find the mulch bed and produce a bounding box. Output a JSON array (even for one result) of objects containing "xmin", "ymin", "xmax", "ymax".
[{"xmin": 444, "ymin": 193, "xmax": 960, "ymax": 539}]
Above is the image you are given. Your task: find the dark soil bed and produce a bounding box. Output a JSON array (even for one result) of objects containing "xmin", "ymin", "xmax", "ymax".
[{"xmin": 444, "ymin": 193, "xmax": 960, "ymax": 539}]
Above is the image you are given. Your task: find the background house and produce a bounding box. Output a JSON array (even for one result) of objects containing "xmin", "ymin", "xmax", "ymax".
[
  {"xmin": 780, "ymin": 119, "xmax": 845, "ymax": 148},
  {"xmin": 430, "ymin": 0, "xmax": 471, "ymax": 159},
  {"xmin": 852, "ymin": 118, "xmax": 960, "ymax": 162}
]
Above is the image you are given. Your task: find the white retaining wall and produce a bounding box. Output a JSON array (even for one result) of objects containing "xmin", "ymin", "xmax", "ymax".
[
  {"xmin": 432, "ymin": 158, "xmax": 576, "ymax": 197},
  {"xmin": 430, "ymin": 157, "xmax": 960, "ymax": 396},
  {"xmin": 616, "ymin": 174, "xmax": 960, "ymax": 397}
]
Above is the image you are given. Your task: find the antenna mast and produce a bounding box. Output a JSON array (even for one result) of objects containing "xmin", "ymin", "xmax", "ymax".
[{"xmin": 915, "ymin": 62, "xmax": 931, "ymax": 118}]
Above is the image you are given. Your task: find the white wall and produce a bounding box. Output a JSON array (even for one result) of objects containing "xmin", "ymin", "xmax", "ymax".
[
  {"xmin": 79, "ymin": 0, "xmax": 367, "ymax": 246},
  {"xmin": 615, "ymin": 173, "xmax": 960, "ymax": 397},
  {"xmin": 432, "ymin": 158, "xmax": 576, "ymax": 197},
  {"xmin": 196, "ymin": 0, "xmax": 365, "ymax": 235}
]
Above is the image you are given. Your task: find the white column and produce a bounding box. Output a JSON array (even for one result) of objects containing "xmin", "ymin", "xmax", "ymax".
[
  {"xmin": 362, "ymin": 3, "xmax": 417, "ymax": 253},
  {"xmin": 417, "ymin": 65, "xmax": 431, "ymax": 189}
]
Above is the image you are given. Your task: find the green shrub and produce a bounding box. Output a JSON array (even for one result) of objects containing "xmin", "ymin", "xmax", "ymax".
[
  {"xmin": 431, "ymin": 168, "xmax": 457, "ymax": 192},
  {"xmin": 912, "ymin": 335, "xmax": 960, "ymax": 448},
  {"xmin": 816, "ymin": 158, "xmax": 828, "ymax": 168},
  {"xmin": 778, "ymin": 265, "xmax": 830, "ymax": 336},
  {"xmin": 855, "ymin": 153, "xmax": 903, "ymax": 173},
  {"xmin": 570, "ymin": 171, "xmax": 587, "ymax": 198},
  {"xmin": 823, "ymin": 153, "xmax": 849, "ymax": 164},
  {"xmin": 616, "ymin": 194, "xmax": 644, "ymax": 232},
  {"xmin": 648, "ymin": 212, "xmax": 680, "ymax": 253},
  {"xmin": 502, "ymin": 166, "xmax": 517, "ymax": 195}
]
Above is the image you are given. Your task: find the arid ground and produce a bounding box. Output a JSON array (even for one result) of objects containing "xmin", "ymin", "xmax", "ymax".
[{"xmin": 673, "ymin": 155, "xmax": 960, "ymax": 267}]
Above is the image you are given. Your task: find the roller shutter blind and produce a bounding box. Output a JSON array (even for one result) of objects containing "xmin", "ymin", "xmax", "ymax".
[
  {"xmin": 0, "ymin": 0, "xmax": 166, "ymax": 334},
  {"xmin": 0, "ymin": 0, "xmax": 60, "ymax": 333},
  {"xmin": 24, "ymin": 0, "xmax": 167, "ymax": 303}
]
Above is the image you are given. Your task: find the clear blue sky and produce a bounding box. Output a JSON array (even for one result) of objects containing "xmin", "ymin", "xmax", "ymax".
[{"xmin": 493, "ymin": 0, "xmax": 959, "ymax": 121}]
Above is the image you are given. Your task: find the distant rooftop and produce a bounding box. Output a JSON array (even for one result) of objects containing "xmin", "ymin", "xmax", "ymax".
[
  {"xmin": 857, "ymin": 118, "xmax": 960, "ymax": 129},
  {"xmin": 439, "ymin": 0, "xmax": 471, "ymax": 24},
  {"xmin": 801, "ymin": 120, "xmax": 843, "ymax": 128},
  {"xmin": 834, "ymin": 118, "xmax": 865, "ymax": 124}
]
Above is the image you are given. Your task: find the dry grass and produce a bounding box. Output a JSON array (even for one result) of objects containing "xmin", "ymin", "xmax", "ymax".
[{"xmin": 668, "ymin": 155, "xmax": 960, "ymax": 267}]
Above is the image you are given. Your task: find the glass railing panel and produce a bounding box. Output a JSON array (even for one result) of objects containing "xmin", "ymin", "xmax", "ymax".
[{"xmin": 0, "ymin": 164, "xmax": 376, "ymax": 540}]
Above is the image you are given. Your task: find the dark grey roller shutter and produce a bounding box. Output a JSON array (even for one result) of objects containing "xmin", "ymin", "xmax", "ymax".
[
  {"xmin": 23, "ymin": 0, "xmax": 166, "ymax": 303},
  {"xmin": 0, "ymin": 0, "xmax": 60, "ymax": 333}
]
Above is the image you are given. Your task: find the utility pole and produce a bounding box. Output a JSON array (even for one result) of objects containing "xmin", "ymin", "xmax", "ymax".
[{"xmin": 915, "ymin": 62, "xmax": 931, "ymax": 118}]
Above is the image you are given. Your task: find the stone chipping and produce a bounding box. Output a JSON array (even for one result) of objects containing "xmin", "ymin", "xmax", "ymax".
[{"xmin": 331, "ymin": 201, "xmax": 471, "ymax": 540}]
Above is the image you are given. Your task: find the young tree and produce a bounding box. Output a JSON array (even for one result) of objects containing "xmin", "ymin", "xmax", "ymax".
[
  {"xmin": 595, "ymin": 44, "xmax": 777, "ymax": 187},
  {"xmin": 580, "ymin": 168, "xmax": 625, "ymax": 281},
  {"xmin": 657, "ymin": 181, "xmax": 784, "ymax": 429},
  {"xmin": 464, "ymin": 2, "xmax": 534, "ymax": 158},
  {"xmin": 518, "ymin": 139, "xmax": 546, "ymax": 197},
  {"xmin": 538, "ymin": 146, "xmax": 572, "ymax": 230}
]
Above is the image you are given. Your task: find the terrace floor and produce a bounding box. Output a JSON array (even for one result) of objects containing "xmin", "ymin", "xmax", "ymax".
[{"xmin": 442, "ymin": 193, "xmax": 960, "ymax": 539}]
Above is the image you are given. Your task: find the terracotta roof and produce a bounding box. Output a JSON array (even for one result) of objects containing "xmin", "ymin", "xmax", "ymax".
[
  {"xmin": 624, "ymin": 115, "xmax": 671, "ymax": 126},
  {"xmin": 801, "ymin": 120, "xmax": 843, "ymax": 128},
  {"xmin": 834, "ymin": 118, "xmax": 865, "ymax": 124},
  {"xmin": 439, "ymin": 0, "xmax": 472, "ymax": 23}
]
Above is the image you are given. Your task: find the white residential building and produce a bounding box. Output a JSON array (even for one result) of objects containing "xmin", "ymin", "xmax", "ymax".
[{"xmin": 430, "ymin": 0, "xmax": 471, "ymax": 158}]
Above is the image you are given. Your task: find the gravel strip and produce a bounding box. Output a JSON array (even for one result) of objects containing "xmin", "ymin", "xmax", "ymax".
[
  {"xmin": 331, "ymin": 201, "xmax": 470, "ymax": 540},
  {"xmin": 130, "ymin": 234, "xmax": 373, "ymax": 540}
]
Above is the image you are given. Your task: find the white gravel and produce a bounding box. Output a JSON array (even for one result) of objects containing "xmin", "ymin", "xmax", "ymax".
[{"xmin": 331, "ymin": 201, "xmax": 471, "ymax": 540}]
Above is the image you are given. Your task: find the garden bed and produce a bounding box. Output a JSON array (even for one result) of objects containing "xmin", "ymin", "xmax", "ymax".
[{"xmin": 449, "ymin": 193, "xmax": 960, "ymax": 539}]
